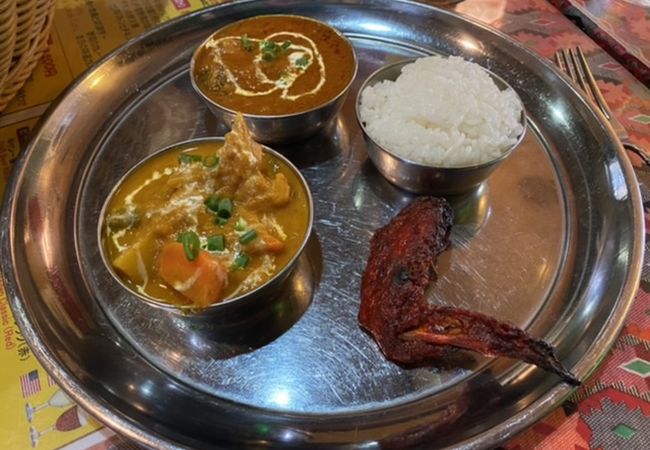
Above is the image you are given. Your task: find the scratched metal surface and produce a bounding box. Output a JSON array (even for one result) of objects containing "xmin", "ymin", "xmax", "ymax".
[{"xmin": 0, "ymin": 1, "xmax": 643, "ymax": 449}]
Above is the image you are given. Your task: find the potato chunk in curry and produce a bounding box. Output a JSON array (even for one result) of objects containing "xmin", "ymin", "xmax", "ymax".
[{"xmin": 102, "ymin": 115, "xmax": 310, "ymax": 307}]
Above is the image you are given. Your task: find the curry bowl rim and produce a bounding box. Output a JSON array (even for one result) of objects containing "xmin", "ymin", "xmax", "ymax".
[
  {"xmin": 189, "ymin": 13, "xmax": 359, "ymax": 120},
  {"xmin": 354, "ymin": 57, "xmax": 528, "ymax": 173},
  {"xmin": 97, "ymin": 136, "xmax": 315, "ymax": 313}
]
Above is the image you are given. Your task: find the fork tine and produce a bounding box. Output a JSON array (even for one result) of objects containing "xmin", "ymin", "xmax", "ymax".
[
  {"xmin": 575, "ymin": 46, "xmax": 612, "ymax": 120},
  {"xmin": 567, "ymin": 48, "xmax": 595, "ymax": 103},
  {"xmin": 554, "ymin": 50, "xmax": 567, "ymax": 73},
  {"xmin": 556, "ymin": 49, "xmax": 577, "ymax": 83},
  {"xmin": 554, "ymin": 47, "xmax": 649, "ymax": 165}
]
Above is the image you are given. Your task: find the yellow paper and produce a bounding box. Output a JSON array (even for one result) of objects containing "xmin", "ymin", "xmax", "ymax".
[
  {"xmin": 0, "ymin": 1, "xmax": 227, "ymax": 448},
  {"xmin": 1, "ymin": 0, "xmax": 225, "ymax": 114},
  {"xmin": 0, "ymin": 278, "xmax": 104, "ymax": 449},
  {"xmin": 1, "ymin": 26, "xmax": 74, "ymax": 115},
  {"xmin": 0, "ymin": 118, "xmax": 38, "ymax": 200}
]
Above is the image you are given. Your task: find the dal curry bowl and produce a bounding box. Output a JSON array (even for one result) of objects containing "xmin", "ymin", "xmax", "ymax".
[
  {"xmin": 99, "ymin": 119, "xmax": 313, "ymax": 328},
  {"xmin": 190, "ymin": 14, "xmax": 358, "ymax": 144}
]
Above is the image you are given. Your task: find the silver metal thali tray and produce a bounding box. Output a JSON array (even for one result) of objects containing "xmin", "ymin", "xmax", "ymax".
[{"xmin": 0, "ymin": 0, "xmax": 643, "ymax": 448}]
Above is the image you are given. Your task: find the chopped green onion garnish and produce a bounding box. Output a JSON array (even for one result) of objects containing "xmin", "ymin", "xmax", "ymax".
[
  {"xmin": 203, "ymin": 155, "xmax": 219, "ymax": 168},
  {"xmin": 239, "ymin": 229, "xmax": 257, "ymax": 244},
  {"xmin": 217, "ymin": 198, "xmax": 233, "ymax": 218},
  {"xmin": 207, "ymin": 235, "xmax": 226, "ymax": 252},
  {"xmin": 280, "ymin": 40, "xmax": 292, "ymax": 53},
  {"xmin": 215, "ymin": 216, "xmax": 228, "ymax": 226},
  {"xmin": 260, "ymin": 40, "xmax": 278, "ymax": 61},
  {"xmin": 295, "ymin": 55, "xmax": 309, "ymax": 68},
  {"xmin": 204, "ymin": 195, "xmax": 220, "ymax": 213},
  {"xmin": 177, "ymin": 231, "xmax": 200, "ymax": 261},
  {"xmin": 234, "ymin": 217, "xmax": 247, "ymax": 231},
  {"xmin": 241, "ymin": 34, "xmax": 253, "ymax": 52},
  {"xmin": 178, "ymin": 153, "xmax": 203, "ymax": 164},
  {"xmin": 232, "ymin": 252, "xmax": 250, "ymax": 269}
]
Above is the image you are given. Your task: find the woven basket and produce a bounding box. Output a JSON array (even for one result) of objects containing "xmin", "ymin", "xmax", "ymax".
[{"xmin": 0, "ymin": 0, "xmax": 56, "ymax": 112}]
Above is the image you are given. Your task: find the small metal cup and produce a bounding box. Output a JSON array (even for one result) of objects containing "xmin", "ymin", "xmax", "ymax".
[
  {"xmin": 190, "ymin": 15, "xmax": 358, "ymax": 145},
  {"xmin": 356, "ymin": 58, "xmax": 527, "ymax": 196}
]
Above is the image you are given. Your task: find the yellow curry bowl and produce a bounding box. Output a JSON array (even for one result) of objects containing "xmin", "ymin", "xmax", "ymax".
[
  {"xmin": 190, "ymin": 14, "xmax": 358, "ymax": 144},
  {"xmin": 99, "ymin": 136, "xmax": 314, "ymax": 335}
]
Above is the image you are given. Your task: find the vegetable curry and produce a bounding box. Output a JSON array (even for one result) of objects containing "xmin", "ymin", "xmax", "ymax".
[
  {"xmin": 102, "ymin": 115, "xmax": 310, "ymax": 308},
  {"xmin": 193, "ymin": 15, "xmax": 356, "ymax": 115}
]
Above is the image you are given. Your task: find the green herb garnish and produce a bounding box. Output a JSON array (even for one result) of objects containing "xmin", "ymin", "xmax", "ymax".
[
  {"xmin": 178, "ymin": 153, "xmax": 203, "ymax": 164},
  {"xmin": 260, "ymin": 40, "xmax": 278, "ymax": 61},
  {"xmin": 206, "ymin": 195, "xmax": 232, "ymax": 219},
  {"xmin": 217, "ymin": 198, "xmax": 233, "ymax": 218},
  {"xmin": 203, "ymin": 155, "xmax": 219, "ymax": 168},
  {"xmin": 241, "ymin": 34, "xmax": 253, "ymax": 51},
  {"xmin": 295, "ymin": 55, "xmax": 309, "ymax": 68},
  {"xmin": 280, "ymin": 40, "xmax": 292, "ymax": 53},
  {"xmin": 215, "ymin": 216, "xmax": 228, "ymax": 226},
  {"xmin": 177, "ymin": 231, "xmax": 201, "ymax": 261},
  {"xmin": 239, "ymin": 229, "xmax": 257, "ymax": 244},
  {"xmin": 260, "ymin": 40, "xmax": 291, "ymax": 61},
  {"xmin": 234, "ymin": 217, "xmax": 247, "ymax": 231},
  {"xmin": 232, "ymin": 252, "xmax": 250, "ymax": 269},
  {"xmin": 206, "ymin": 235, "xmax": 226, "ymax": 252},
  {"xmin": 204, "ymin": 195, "xmax": 220, "ymax": 213}
]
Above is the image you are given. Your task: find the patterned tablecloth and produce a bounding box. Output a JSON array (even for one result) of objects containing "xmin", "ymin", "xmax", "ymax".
[
  {"xmin": 547, "ymin": 0, "xmax": 650, "ymax": 85},
  {"xmin": 0, "ymin": 1, "xmax": 649, "ymax": 449}
]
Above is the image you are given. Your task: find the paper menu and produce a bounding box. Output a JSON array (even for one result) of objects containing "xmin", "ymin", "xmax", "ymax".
[{"xmin": 0, "ymin": 1, "xmax": 225, "ymax": 448}]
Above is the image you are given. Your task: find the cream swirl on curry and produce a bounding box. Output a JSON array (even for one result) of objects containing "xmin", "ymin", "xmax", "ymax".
[
  {"xmin": 203, "ymin": 32, "xmax": 326, "ymax": 101},
  {"xmin": 192, "ymin": 15, "xmax": 356, "ymax": 116}
]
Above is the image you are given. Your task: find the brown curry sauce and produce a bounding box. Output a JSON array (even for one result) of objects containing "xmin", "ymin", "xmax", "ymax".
[{"xmin": 193, "ymin": 15, "xmax": 356, "ymax": 115}]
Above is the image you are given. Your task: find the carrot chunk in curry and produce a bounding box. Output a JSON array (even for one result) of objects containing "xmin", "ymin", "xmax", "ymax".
[
  {"xmin": 102, "ymin": 115, "xmax": 310, "ymax": 307},
  {"xmin": 158, "ymin": 243, "xmax": 227, "ymax": 308}
]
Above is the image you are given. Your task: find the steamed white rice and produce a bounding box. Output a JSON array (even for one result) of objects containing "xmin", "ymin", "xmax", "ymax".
[{"xmin": 359, "ymin": 56, "xmax": 524, "ymax": 167}]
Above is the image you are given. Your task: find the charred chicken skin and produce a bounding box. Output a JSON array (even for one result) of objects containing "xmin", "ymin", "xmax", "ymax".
[{"xmin": 359, "ymin": 197, "xmax": 579, "ymax": 385}]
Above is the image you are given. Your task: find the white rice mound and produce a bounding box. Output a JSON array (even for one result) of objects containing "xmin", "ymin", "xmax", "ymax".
[{"xmin": 359, "ymin": 56, "xmax": 524, "ymax": 167}]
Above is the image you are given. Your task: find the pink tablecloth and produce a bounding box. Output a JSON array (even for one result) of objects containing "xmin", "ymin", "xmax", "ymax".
[
  {"xmin": 548, "ymin": 0, "xmax": 650, "ymax": 85},
  {"xmin": 448, "ymin": 1, "xmax": 650, "ymax": 448},
  {"xmin": 0, "ymin": 1, "xmax": 648, "ymax": 449}
]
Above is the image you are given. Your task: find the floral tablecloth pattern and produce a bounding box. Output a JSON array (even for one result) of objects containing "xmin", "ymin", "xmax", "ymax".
[
  {"xmin": 452, "ymin": 1, "xmax": 650, "ymax": 448},
  {"xmin": 547, "ymin": 0, "xmax": 650, "ymax": 85},
  {"xmin": 0, "ymin": 1, "xmax": 649, "ymax": 449}
]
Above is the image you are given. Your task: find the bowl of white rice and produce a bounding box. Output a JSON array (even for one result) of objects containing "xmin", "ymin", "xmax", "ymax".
[{"xmin": 356, "ymin": 56, "xmax": 526, "ymax": 195}]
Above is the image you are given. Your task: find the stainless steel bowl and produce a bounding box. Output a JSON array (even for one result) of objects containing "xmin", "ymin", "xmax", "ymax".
[
  {"xmin": 98, "ymin": 137, "xmax": 314, "ymax": 335},
  {"xmin": 1, "ymin": 2, "xmax": 643, "ymax": 448},
  {"xmin": 356, "ymin": 58, "xmax": 527, "ymax": 196},
  {"xmin": 190, "ymin": 15, "xmax": 358, "ymax": 144}
]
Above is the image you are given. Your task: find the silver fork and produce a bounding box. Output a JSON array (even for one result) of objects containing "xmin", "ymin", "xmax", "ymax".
[{"xmin": 554, "ymin": 47, "xmax": 650, "ymax": 166}]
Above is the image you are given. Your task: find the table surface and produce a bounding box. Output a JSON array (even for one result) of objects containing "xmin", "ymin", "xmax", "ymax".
[
  {"xmin": 0, "ymin": 1, "xmax": 649, "ymax": 449},
  {"xmin": 548, "ymin": 0, "xmax": 650, "ymax": 85}
]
